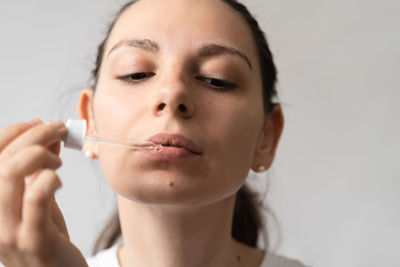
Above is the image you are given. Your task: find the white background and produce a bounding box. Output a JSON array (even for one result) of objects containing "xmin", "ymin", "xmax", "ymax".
[{"xmin": 0, "ymin": 1, "xmax": 399, "ymax": 266}]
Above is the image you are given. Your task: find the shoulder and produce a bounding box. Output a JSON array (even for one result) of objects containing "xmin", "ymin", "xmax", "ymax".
[
  {"xmin": 260, "ymin": 251, "xmax": 308, "ymax": 267},
  {"xmin": 86, "ymin": 245, "xmax": 120, "ymax": 267}
]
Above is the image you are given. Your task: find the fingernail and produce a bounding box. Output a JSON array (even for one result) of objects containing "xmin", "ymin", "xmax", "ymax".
[
  {"xmin": 27, "ymin": 118, "xmax": 41, "ymax": 126},
  {"xmin": 46, "ymin": 120, "xmax": 65, "ymax": 129}
]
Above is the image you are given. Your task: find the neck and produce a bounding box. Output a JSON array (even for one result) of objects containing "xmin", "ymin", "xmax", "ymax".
[{"xmin": 117, "ymin": 194, "xmax": 243, "ymax": 267}]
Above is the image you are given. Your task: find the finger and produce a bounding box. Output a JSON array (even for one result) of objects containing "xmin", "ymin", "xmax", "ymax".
[
  {"xmin": 0, "ymin": 145, "xmax": 62, "ymax": 223},
  {"xmin": 47, "ymin": 141, "xmax": 61, "ymax": 156},
  {"xmin": 50, "ymin": 199, "xmax": 70, "ymax": 239},
  {"xmin": 0, "ymin": 120, "xmax": 67, "ymax": 162},
  {"xmin": 21, "ymin": 169, "xmax": 62, "ymax": 234},
  {"xmin": 9, "ymin": 145, "xmax": 62, "ymax": 178},
  {"xmin": 0, "ymin": 119, "xmax": 41, "ymax": 153}
]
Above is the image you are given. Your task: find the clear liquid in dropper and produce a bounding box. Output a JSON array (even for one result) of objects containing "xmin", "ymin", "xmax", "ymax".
[
  {"xmin": 63, "ymin": 119, "xmax": 162, "ymax": 152},
  {"xmin": 84, "ymin": 132, "xmax": 163, "ymax": 151}
]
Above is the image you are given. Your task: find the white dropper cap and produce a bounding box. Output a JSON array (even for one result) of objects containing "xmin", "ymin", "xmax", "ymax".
[{"xmin": 63, "ymin": 119, "xmax": 87, "ymax": 150}]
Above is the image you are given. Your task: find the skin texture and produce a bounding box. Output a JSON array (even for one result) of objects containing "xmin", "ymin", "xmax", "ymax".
[{"xmin": 79, "ymin": 0, "xmax": 284, "ymax": 266}]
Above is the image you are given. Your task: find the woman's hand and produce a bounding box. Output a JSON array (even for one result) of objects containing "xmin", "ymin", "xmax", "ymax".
[{"xmin": 0, "ymin": 119, "xmax": 88, "ymax": 267}]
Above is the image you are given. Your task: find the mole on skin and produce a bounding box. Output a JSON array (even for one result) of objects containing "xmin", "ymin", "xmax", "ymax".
[
  {"xmin": 236, "ymin": 254, "xmax": 241, "ymax": 262},
  {"xmin": 168, "ymin": 181, "xmax": 174, "ymax": 187}
]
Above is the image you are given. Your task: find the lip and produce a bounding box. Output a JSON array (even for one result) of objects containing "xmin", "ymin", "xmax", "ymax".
[{"xmin": 140, "ymin": 133, "xmax": 202, "ymax": 161}]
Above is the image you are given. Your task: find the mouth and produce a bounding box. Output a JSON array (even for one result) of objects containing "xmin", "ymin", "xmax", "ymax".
[
  {"xmin": 147, "ymin": 133, "xmax": 202, "ymax": 155},
  {"xmin": 162, "ymin": 144, "xmax": 182, "ymax": 148}
]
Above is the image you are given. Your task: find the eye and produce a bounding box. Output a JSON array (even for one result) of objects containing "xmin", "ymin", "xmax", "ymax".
[
  {"xmin": 117, "ymin": 72, "xmax": 155, "ymax": 84},
  {"xmin": 196, "ymin": 76, "xmax": 237, "ymax": 91}
]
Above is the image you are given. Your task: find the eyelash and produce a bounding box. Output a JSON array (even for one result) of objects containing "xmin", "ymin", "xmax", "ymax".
[
  {"xmin": 195, "ymin": 76, "xmax": 237, "ymax": 91},
  {"xmin": 118, "ymin": 72, "xmax": 155, "ymax": 84},
  {"xmin": 117, "ymin": 72, "xmax": 237, "ymax": 91}
]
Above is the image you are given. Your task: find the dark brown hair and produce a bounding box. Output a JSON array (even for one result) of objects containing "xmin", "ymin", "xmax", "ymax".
[{"xmin": 91, "ymin": 0, "xmax": 278, "ymax": 255}]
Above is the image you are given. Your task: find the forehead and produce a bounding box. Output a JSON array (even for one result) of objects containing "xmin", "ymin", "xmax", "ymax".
[{"xmin": 105, "ymin": 0, "xmax": 258, "ymax": 63}]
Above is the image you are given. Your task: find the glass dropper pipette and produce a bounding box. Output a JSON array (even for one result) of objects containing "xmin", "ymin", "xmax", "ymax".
[{"xmin": 63, "ymin": 119, "xmax": 163, "ymax": 151}]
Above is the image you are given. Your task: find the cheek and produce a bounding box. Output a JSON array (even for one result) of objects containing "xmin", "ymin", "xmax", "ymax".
[
  {"xmin": 97, "ymin": 149, "xmax": 146, "ymax": 202},
  {"xmin": 91, "ymin": 90, "xmax": 159, "ymax": 199},
  {"xmin": 204, "ymin": 99, "xmax": 265, "ymax": 194},
  {"xmin": 210, "ymin": 96, "xmax": 264, "ymax": 157},
  {"xmin": 93, "ymin": 88, "xmax": 146, "ymax": 134}
]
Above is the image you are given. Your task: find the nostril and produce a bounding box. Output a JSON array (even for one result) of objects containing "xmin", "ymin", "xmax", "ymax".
[
  {"xmin": 157, "ymin": 103, "xmax": 166, "ymax": 111},
  {"xmin": 178, "ymin": 104, "xmax": 187, "ymax": 113}
]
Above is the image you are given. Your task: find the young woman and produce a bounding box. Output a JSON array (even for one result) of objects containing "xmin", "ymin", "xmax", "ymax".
[{"xmin": 0, "ymin": 0, "xmax": 307, "ymax": 266}]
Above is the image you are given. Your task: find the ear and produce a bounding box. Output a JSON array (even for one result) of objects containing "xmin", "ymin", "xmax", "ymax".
[
  {"xmin": 251, "ymin": 104, "xmax": 284, "ymax": 173},
  {"xmin": 77, "ymin": 88, "xmax": 99, "ymax": 159}
]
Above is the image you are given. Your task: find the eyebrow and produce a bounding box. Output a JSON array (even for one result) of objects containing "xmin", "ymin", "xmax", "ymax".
[
  {"xmin": 197, "ymin": 44, "xmax": 252, "ymax": 70},
  {"xmin": 107, "ymin": 39, "xmax": 159, "ymax": 57},
  {"xmin": 107, "ymin": 39, "xmax": 252, "ymax": 70}
]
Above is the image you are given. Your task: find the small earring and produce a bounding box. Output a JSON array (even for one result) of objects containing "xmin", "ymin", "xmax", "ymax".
[
  {"xmin": 84, "ymin": 150, "xmax": 94, "ymax": 159},
  {"xmin": 257, "ymin": 165, "xmax": 266, "ymax": 172}
]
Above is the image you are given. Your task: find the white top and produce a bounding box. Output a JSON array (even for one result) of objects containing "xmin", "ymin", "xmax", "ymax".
[{"xmin": 86, "ymin": 244, "xmax": 308, "ymax": 267}]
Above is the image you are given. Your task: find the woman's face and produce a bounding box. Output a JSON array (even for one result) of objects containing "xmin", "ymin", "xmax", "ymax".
[{"xmin": 82, "ymin": 0, "xmax": 268, "ymax": 205}]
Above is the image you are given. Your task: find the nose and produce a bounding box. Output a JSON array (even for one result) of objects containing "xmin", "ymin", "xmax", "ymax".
[{"xmin": 152, "ymin": 76, "xmax": 196, "ymax": 119}]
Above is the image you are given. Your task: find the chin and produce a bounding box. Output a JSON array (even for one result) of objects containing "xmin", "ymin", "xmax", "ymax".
[
  {"xmin": 107, "ymin": 172, "xmax": 198, "ymax": 205},
  {"xmin": 109, "ymin": 172, "xmax": 237, "ymax": 207}
]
